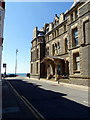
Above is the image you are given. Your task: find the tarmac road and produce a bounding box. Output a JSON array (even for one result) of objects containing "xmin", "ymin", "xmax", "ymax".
[
  {"xmin": 5, "ymin": 77, "xmax": 90, "ymax": 120},
  {"xmin": 2, "ymin": 79, "xmax": 40, "ymax": 120}
]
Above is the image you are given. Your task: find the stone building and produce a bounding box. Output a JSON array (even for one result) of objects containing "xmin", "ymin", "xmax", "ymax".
[
  {"xmin": 30, "ymin": 0, "xmax": 90, "ymax": 86},
  {"xmin": 0, "ymin": 0, "xmax": 5, "ymax": 79}
]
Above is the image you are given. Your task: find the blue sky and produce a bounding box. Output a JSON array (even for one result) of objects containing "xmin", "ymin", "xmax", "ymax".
[{"xmin": 2, "ymin": 2, "xmax": 73, "ymax": 74}]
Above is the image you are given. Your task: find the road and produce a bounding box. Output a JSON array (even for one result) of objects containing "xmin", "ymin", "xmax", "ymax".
[{"xmin": 5, "ymin": 77, "xmax": 90, "ymax": 120}]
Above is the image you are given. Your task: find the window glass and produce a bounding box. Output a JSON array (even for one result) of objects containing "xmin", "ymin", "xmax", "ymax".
[
  {"xmin": 73, "ymin": 28, "xmax": 78, "ymax": 46},
  {"xmin": 75, "ymin": 10, "xmax": 78, "ymax": 19},
  {"xmin": 65, "ymin": 38, "xmax": 68, "ymax": 52},
  {"xmin": 71, "ymin": 13, "xmax": 73, "ymax": 22},
  {"xmin": 73, "ymin": 53, "xmax": 80, "ymax": 72}
]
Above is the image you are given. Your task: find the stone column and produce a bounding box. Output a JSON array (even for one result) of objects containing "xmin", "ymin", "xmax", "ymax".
[
  {"xmin": 46, "ymin": 63, "xmax": 50, "ymax": 80},
  {"xmin": 55, "ymin": 64, "xmax": 58, "ymax": 81},
  {"xmin": 65, "ymin": 60, "xmax": 67, "ymax": 75},
  {"xmin": 50, "ymin": 64, "xmax": 53, "ymax": 75}
]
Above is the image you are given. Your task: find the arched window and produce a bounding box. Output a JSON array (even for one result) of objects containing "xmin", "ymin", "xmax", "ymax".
[
  {"xmin": 57, "ymin": 42, "xmax": 60, "ymax": 55},
  {"xmin": 46, "ymin": 47, "xmax": 49, "ymax": 56},
  {"xmin": 52, "ymin": 44, "xmax": 55, "ymax": 56},
  {"xmin": 55, "ymin": 43, "xmax": 57, "ymax": 50},
  {"xmin": 57, "ymin": 42, "xmax": 60, "ymax": 49}
]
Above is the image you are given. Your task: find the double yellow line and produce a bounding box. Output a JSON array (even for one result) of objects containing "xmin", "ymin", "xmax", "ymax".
[{"xmin": 6, "ymin": 80, "xmax": 46, "ymax": 120}]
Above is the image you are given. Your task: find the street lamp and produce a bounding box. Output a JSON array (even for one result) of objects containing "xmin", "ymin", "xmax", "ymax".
[{"xmin": 15, "ymin": 49, "xmax": 18, "ymax": 75}]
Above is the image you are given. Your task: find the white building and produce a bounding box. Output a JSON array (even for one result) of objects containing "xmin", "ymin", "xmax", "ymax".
[{"xmin": 0, "ymin": 0, "xmax": 5, "ymax": 79}]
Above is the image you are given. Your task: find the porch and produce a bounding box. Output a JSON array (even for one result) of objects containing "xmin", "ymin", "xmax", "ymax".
[{"xmin": 41, "ymin": 56, "xmax": 69, "ymax": 81}]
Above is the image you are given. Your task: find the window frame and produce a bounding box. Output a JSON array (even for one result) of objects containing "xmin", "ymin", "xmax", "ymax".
[
  {"xmin": 73, "ymin": 53, "xmax": 80, "ymax": 73},
  {"xmin": 72, "ymin": 27, "xmax": 78, "ymax": 47}
]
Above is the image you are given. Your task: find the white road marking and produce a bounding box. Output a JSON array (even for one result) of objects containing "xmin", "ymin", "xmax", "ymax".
[{"xmin": 7, "ymin": 81, "xmax": 46, "ymax": 120}]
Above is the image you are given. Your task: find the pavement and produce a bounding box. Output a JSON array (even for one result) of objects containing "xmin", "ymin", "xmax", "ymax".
[
  {"xmin": 0, "ymin": 80, "xmax": 2, "ymax": 120},
  {"xmin": 6, "ymin": 76, "xmax": 89, "ymax": 90},
  {"xmin": 9, "ymin": 76, "xmax": 88, "ymax": 91}
]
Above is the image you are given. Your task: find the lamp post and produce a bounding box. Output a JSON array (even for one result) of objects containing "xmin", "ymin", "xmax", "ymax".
[{"xmin": 15, "ymin": 49, "xmax": 18, "ymax": 75}]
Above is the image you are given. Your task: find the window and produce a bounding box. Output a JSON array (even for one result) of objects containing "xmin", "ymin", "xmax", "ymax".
[
  {"xmin": 64, "ymin": 25, "xmax": 66, "ymax": 32},
  {"xmin": 52, "ymin": 44, "xmax": 55, "ymax": 56},
  {"xmin": 57, "ymin": 42, "xmax": 60, "ymax": 55},
  {"xmin": 65, "ymin": 38, "xmax": 68, "ymax": 52},
  {"xmin": 55, "ymin": 43, "xmax": 57, "ymax": 50},
  {"xmin": 55, "ymin": 43, "xmax": 58, "ymax": 55},
  {"xmin": 46, "ymin": 47, "xmax": 49, "ymax": 56},
  {"xmin": 57, "ymin": 42, "xmax": 60, "ymax": 49},
  {"xmin": 75, "ymin": 10, "xmax": 78, "ymax": 19},
  {"xmin": 36, "ymin": 49, "xmax": 39, "ymax": 59},
  {"xmin": 83, "ymin": 20, "xmax": 89, "ymax": 45},
  {"xmin": 72, "ymin": 28, "xmax": 78, "ymax": 46},
  {"xmin": 36, "ymin": 62, "xmax": 38, "ymax": 74},
  {"xmin": 55, "ymin": 31, "xmax": 57, "ymax": 37},
  {"xmin": 73, "ymin": 53, "xmax": 80, "ymax": 72},
  {"xmin": 52, "ymin": 33, "xmax": 54, "ymax": 39},
  {"xmin": 71, "ymin": 13, "xmax": 73, "ymax": 22},
  {"xmin": 57, "ymin": 29, "xmax": 59, "ymax": 36}
]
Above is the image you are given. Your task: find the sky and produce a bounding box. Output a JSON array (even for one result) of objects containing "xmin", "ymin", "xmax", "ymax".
[{"xmin": 2, "ymin": 2, "xmax": 73, "ymax": 74}]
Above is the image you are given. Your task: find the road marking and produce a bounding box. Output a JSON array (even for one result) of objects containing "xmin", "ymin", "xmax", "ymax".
[
  {"xmin": 22, "ymin": 96, "xmax": 45, "ymax": 120},
  {"xmin": 6, "ymin": 80, "xmax": 46, "ymax": 120}
]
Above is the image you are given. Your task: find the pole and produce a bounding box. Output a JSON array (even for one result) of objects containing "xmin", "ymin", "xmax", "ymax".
[{"xmin": 15, "ymin": 49, "xmax": 18, "ymax": 75}]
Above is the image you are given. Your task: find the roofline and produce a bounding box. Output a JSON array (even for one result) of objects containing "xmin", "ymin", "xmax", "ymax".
[{"xmin": 65, "ymin": 2, "xmax": 83, "ymax": 16}]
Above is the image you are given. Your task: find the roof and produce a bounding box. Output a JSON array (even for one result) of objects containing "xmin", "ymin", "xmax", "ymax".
[{"xmin": 41, "ymin": 56, "xmax": 64, "ymax": 63}]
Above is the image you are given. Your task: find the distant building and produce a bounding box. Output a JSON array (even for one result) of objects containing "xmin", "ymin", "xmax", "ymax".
[
  {"xmin": 30, "ymin": 0, "xmax": 90, "ymax": 86},
  {"xmin": 0, "ymin": 0, "xmax": 5, "ymax": 79}
]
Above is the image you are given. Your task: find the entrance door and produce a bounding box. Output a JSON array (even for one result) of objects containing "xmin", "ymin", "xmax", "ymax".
[
  {"xmin": 57, "ymin": 65, "xmax": 61, "ymax": 75},
  {"xmin": 66, "ymin": 61, "xmax": 69, "ymax": 76}
]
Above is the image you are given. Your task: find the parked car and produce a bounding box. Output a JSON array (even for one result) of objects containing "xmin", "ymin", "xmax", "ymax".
[
  {"xmin": 6, "ymin": 74, "xmax": 17, "ymax": 77},
  {"xmin": 9, "ymin": 74, "xmax": 16, "ymax": 77},
  {"xmin": 26, "ymin": 73, "xmax": 30, "ymax": 78}
]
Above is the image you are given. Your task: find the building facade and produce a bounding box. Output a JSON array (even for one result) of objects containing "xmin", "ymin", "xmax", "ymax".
[
  {"xmin": 0, "ymin": 0, "xmax": 5, "ymax": 79},
  {"xmin": 30, "ymin": 0, "xmax": 90, "ymax": 86}
]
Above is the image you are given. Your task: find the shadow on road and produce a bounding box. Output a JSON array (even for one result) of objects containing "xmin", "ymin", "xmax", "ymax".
[{"xmin": 3, "ymin": 79, "xmax": 90, "ymax": 120}]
